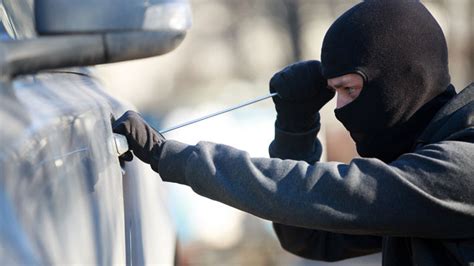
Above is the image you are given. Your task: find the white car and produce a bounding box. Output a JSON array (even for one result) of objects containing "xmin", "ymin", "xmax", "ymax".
[{"xmin": 0, "ymin": 0, "xmax": 191, "ymax": 264}]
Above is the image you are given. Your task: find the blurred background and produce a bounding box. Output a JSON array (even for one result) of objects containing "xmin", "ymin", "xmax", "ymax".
[{"xmin": 97, "ymin": 0, "xmax": 473, "ymax": 265}]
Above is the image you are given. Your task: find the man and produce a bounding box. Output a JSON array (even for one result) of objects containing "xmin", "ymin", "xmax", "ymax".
[{"xmin": 113, "ymin": 1, "xmax": 474, "ymax": 265}]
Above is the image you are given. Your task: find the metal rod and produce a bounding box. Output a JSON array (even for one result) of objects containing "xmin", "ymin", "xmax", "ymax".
[{"xmin": 159, "ymin": 92, "xmax": 278, "ymax": 134}]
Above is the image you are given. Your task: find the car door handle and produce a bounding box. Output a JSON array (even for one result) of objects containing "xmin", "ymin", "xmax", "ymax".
[{"xmin": 113, "ymin": 133, "xmax": 129, "ymax": 156}]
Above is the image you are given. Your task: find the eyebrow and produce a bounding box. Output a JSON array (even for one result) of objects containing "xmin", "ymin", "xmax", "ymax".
[{"xmin": 327, "ymin": 80, "xmax": 346, "ymax": 89}]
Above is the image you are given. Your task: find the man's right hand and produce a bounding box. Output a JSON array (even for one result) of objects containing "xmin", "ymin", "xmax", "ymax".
[{"xmin": 269, "ymin": 60, "xmax": 335, "ymax": 132}]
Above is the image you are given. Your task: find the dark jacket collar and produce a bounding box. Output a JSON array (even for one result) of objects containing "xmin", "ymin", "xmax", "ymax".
[{"xmin": 417, "ymin": 83, "xmax": 474, "ymax": 146}]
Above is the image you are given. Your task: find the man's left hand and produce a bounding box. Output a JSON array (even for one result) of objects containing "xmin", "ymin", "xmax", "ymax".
[{"xmin": 113, "ymin": 110, "xmax": 165, "ymax": 166}]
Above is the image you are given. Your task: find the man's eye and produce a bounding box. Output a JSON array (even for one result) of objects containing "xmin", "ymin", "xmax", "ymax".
[{"xmin": 345, "ymin": 87, "xmax": 355, "ymax": 94}]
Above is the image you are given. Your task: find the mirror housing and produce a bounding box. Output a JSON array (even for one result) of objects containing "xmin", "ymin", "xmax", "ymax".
[
  {"xmin": 35, "ymin": 0, "xmax": 191, "ymax": 33},
  {"xmin": 0, "ymin": 0, "xmax": 191, "ymax": 79}
]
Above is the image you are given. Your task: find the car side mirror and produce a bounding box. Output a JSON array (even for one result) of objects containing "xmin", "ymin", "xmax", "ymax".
[
  {"xmin": 35, "ymin": 0, "xmax": 191, "ymax": 34},
  {"xmin": 0, "ymin": 0, "xmax": 191, "ymax": 79}
]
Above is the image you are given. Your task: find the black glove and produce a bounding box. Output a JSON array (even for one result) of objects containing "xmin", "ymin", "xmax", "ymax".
[
  {"xmin": 113, "ymin": 110, "xmax": 165, "ymax": 168},
  {"xmin": 269, "ymin": 60, "xmax": 335, "ymax": 132}
]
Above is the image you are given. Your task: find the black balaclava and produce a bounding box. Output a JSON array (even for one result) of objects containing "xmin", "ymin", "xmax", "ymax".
[{"xmin": 321, "ymin": 0, "xmax": 456, "ymax": 163}]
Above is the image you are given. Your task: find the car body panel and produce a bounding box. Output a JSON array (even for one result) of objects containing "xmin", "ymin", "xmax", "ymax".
[
  {"xmin": 123, "ymin": 159, "xmax": 177, "ymax": 265},
  {"xmin": 0, "ymin": 70, "xmax": 176, "ymax": 264},
  {"xmin": 0, "ymin": 72, "xmax": 126, "ymax": 264}
]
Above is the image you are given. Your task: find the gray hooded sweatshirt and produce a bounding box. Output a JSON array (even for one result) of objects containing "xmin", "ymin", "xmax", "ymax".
[{"xmin": 157, "ymin": 84, "xmax": 474, "ymax": 265}]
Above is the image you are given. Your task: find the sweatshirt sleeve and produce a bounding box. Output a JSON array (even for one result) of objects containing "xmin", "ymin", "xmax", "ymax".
[
  {"xmin": 272, "ymin": 223, "xmax": 381, "ymax": 261},
  {"xmin": 157, "ymin": 128, "xmax": 474, "ymax": 239},
  {"xmin": 269, "ymin": 124, "xmax": 382, "ymax": 261}
]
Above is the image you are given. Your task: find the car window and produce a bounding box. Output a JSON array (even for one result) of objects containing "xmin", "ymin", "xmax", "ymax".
[
  {"xmin": 0, "ymin": 3, "xmax": 14, "ymax": 39},
  {"xmin": 1, "ymin": 0, "xmax": 35, "ymax": 39}
]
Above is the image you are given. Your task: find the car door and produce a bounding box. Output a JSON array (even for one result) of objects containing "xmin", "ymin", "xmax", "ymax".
[
  {"xmin": 0, "ymin": 0, "xmax": 180, "ymax": 264},
  {"xmin": 1, "ymin": 70, "xmax": 127, "ymax": 265}
]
